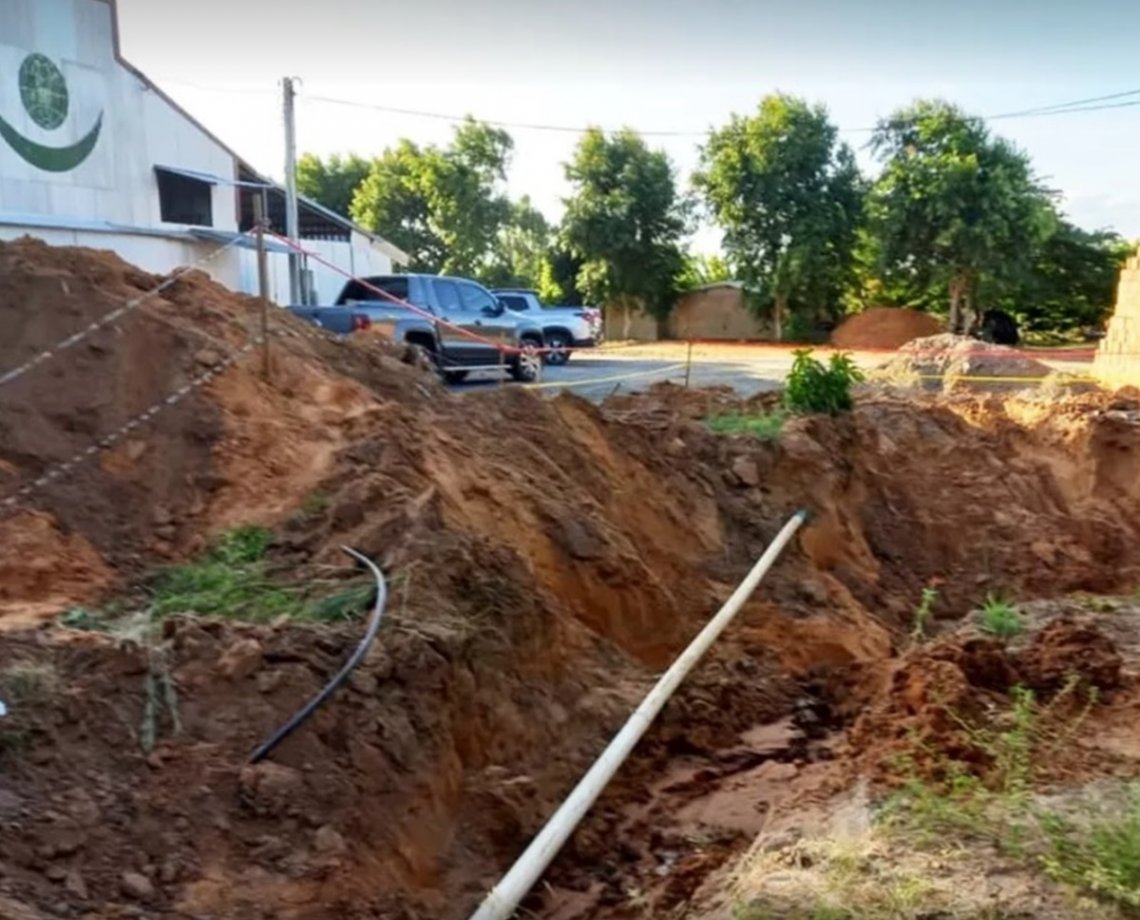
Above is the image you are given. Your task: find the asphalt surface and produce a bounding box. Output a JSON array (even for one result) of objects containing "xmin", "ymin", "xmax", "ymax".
[{"xmin": 451, "ymin": 353, "xmax": 793, "ymax": 402}]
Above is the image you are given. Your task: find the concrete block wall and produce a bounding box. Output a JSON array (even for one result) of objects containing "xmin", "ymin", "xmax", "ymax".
[{"xmin": 1094, "ymin": 248, "xmax": 1140, "ymax": 388}]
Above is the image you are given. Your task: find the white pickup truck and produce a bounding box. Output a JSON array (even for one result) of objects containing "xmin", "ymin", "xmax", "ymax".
[{"xmin": 493, "ymin": 289, "xmax": 603, "ymax": 366}]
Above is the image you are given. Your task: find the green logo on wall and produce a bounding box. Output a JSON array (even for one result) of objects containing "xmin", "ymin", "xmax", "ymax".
[{"xmin": 0, "ymin": 52, "xmax": 102, "ymax": 172}]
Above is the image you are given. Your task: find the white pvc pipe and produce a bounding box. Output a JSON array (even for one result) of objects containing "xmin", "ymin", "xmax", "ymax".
[{"xmin": 467, "ymin": 509, "xmax": 809, "ymax": 920}]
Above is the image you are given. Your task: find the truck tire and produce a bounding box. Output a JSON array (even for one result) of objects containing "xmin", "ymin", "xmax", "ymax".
[
  {"xmin": 543, "ymin": 329, "xmax": 572, "ymax": 366},
  {"xmin": 510, "ymin": 339, "xmax": 542, "ymax": 383}
]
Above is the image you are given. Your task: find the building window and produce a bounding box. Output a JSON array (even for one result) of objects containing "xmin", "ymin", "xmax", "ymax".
[{"xmin": 155, "ymin": 168, "xmax": 214, "ymax": 226}]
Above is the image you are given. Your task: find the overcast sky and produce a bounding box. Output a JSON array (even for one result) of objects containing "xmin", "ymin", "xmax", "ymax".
[{"xmin": 116, "ymin": 0, "xmax": 1140, "ymax": 249}]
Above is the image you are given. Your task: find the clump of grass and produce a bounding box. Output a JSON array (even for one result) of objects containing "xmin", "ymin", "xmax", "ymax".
[
  {"xmin": 707, "ymin": 411, "xmax": 787, "ymax": 440},
  {"xmin": 149, "ymin": 525, "xmax": 373, "ymax": 623},
  {"xmin": 784, "ymin": 349, "xmax": 864, "ymax": 415},
  {"xmin": 0, "ymin": 660, "xmax": 61, "ymax": 705},
  {"xmin": 979, "ymin": 594, "xmax": 1025, "ymax": 639},
  {"xmin": 1041, "ymin": 786, "xmax": 1140, "ymax": 909},
  {"xmin": 910, "ymin": 586, "xmax": 939, "ymax": 642}
]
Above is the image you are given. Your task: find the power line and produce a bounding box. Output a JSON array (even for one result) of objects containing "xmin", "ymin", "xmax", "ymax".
[
  {"xmin": 987, "ymin": 87, "xmax": 1140, "ymax": 120},
  {"xmin": 300, "ymin": 90, "xmax": 1140, "ymax": 137},
  {"xmin": 300, "ymin": 94, "xmax": 707, "ymax": 137}
]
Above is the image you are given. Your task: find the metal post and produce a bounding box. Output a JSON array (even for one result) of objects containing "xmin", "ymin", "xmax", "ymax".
[
  {"xmin": 282, "ymin": 76, "xmax": 301, "ymax": 306},
  {"xmin": 253, "ymin": 193, "xmax": 271, "ymax": 380},
  {"xmin": 684, "ymin": 339, "xmax": 693, "ymax": 388}
]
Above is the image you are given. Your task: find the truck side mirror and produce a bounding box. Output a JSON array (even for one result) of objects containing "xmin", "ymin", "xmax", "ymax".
[{"xmin": 482, "ymin": 303, "xmax": 504, "ymax": 317}]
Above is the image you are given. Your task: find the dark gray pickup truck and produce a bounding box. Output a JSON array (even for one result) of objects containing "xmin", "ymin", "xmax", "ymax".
[{"xmin": 295, "ymin": 274, "xmax": 545, "ymax": 384}]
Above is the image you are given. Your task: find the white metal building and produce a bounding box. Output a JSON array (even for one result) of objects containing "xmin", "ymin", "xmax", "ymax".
[{"xmin": 0, "ymin": 0, "xmax": 407, "ymax": 303}]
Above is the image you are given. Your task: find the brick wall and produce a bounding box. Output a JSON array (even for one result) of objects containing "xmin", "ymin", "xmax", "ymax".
[{"xmin": 1095, "ymin": 248, "xmax": 1140, "ymax": 388}]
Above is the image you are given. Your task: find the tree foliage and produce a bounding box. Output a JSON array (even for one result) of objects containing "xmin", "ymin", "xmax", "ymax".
[
  {"xmin": 537, "ymin": 245, "xmax": 586, "ymax": 306},
  {"xmin": 349, "ymin": 119, "xmax": 513, "ymax": 275},
  {"xmin": 560, "ymin": 128, "xmax": 688, "ymax": 319},
  {"xmin": 476, "ymin": 196, "xmax": 552, "ymax": 289},
  {"xmin": 295, "ymin": 153, "xmax": 370, "ymax": 219},
  {"xmin": 695, "ymin": 94, "xmax": 863, "ymax": 338},
  {"xmin": 676, "ymin": 253, "xmax": 733, "ymax": 291},
  {"xmin": 986, "ymin": 222, "xmax": 1131, "ymax": 332},
  {"xmin": 865, "ymin": 99, "xmax": 1054, "ymax": 331}
]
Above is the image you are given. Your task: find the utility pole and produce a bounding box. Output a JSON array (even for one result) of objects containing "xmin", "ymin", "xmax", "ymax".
[
  {"xmin": 253, "ymin": 192, "xmax": 272, "ymax": 380},
  {"xmin": 282, "ymin": 76, "xmax": 301, "ymax": 305}
]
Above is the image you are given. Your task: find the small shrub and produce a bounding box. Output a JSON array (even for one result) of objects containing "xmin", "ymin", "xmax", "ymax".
[
  {"xmin": 783, "ymin": 349, "xmax": 864, "ymax": 415},
  {"xmin": 707, "ymin": 411, "xmax": 787, "ymax": 440},
  {"xmin": 979, "ymin": 594, "xmax": 1025, "ymax": 639}
]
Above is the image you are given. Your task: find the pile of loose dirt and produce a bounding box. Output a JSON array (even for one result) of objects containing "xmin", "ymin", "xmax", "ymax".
[
  {"xmin": 0, "ymin": 236, "xmax": 434, "ymax": 619},
  {"xmin": 4, "ymin": 240, "xmax": 1140, "ymax": 919},
  {"xmin": 830, "ymin": 307, "xmax": 942, "ymax": 350},
  {"xmin": 879, "ymin": 333, "xmax": 1052, "ymax": 390}
]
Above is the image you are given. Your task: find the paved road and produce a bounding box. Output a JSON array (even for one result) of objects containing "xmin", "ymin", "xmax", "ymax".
[
  {"xmin": 451, "ymin": 356, "xmax": 789, "ymax": 402},
  {"xmin": 451, "ymin": 345, "xmax": 1095, "ymax": 404}
]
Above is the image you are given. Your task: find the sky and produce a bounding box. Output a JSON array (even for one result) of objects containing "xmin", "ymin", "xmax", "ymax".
[{"xmin": 115, "ymin": 0, "xmax": 1140, "ymax": 251}]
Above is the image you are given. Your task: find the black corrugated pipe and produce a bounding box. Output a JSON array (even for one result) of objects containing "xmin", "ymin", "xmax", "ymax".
[{"xmin": 248, "ymin": 546, "xmax": 388, "ymax": 764}]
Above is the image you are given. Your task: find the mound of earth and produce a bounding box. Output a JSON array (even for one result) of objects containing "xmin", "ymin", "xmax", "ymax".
[
  {"xmin": 0, "ymin": 236, "xmax": 434, "ymax": 621},
  {"xmin": 3, "ymin": 240, "xmax": 1140, "ymax": 919},
  {"xmin": 880, "ymin": 332, "xmax": 1052, "ymax": 390},
  {"xmin": 830, "ymin": 307, "xmax": 942, "ymax": 350}
]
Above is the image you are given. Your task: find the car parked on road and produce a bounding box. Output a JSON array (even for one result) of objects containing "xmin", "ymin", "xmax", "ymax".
[
  {"xmin": 493, "ymin": 289, "xmax": 602, "ymax": 365},
  {"xmin": 293, "ymin": 274, "xmax": 545, "ymax": 383}
]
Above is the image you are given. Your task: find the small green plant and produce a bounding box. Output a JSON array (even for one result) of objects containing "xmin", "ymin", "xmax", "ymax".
[
  {"xmin": 979, "ymin": 594, "xmax": 1025, "ymax": 639},
  {"xmin": 783, "ymin": 349, "xmax": 865, "ymax": 415},
  {"xmin": 707, "ymin": 410, "xmax": 788, "ymax": 440},
  {"xmin": 910, "ymin": 586, "xmax": 939, "ymax": 641}
]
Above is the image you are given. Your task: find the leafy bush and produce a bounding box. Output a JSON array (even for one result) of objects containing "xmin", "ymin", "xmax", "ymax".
[{"xmin": 784, "ymin": 349, "xmax": 864, "ymax": 415}]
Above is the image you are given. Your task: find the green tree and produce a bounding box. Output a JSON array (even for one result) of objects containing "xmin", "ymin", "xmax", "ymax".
[
  {"xmin": 537, "ymin": 244, "xmax": 586, "ymax": 305},
  {"xmin": 676, "ymin": 253, "xmax": 733, "ymax": 291},
  {"xmin": 477, "ymin": 196, "xmax": 552, "ymax": 289},
  {"xmin": 560, "ymin": 128, "xmax": 688, "ymax": 320},
  {"xmin": 350, "ymin": 119, "xmax": 513, "ymax": 275},
  {"xmin": 986, "ymin": 221, "xmax": 1132, "ymax": 332},
  {"xmin": 865, "ymin": 99, "xmax": 1054, "ymax": 332},
  {"xmin": 695, "ymin": 94, "xmax": 864, "ymax": 340},
  {"xmin": 295, "ymin": 152, "xmax": 371, "ymax": 218}
]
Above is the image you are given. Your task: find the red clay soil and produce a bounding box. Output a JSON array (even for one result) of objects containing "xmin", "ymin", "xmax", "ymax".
[
  {"xmin": 830, "ymin": 306, "xmax": 943, "ymax": 350},
  {"xmin": 3, "ymin": 240, "xmax": 1140, "ymax": 918}
]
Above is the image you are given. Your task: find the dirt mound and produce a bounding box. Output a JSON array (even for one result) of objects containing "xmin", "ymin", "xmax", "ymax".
[
  {"xmin": 879, "ymin": 333, "xmax": 1052, "ymax": 390},
  {"xmin": 0, "ymin": 236, "xmax": 433, "ymax": 620},
  {"xmin": 830, "ymin": 307, "xmax": 942, "ymax": 350}
]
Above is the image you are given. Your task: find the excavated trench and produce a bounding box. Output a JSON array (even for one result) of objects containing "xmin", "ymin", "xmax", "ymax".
[{"xmin": 3, "ymin": 381, "xmax": 1140, "ymax": 920}]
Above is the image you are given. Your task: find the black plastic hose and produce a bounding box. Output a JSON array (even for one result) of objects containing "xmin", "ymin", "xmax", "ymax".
[{"xmin": 248, "ymin": 545, "xmax": 388, "ymax": 764}]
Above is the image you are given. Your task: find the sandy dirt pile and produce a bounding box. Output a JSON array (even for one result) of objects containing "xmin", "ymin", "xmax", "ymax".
[
  {"xmin": 2, "ymin": 241, "xmax": 1140, "ymax": 919},
  {"xmin": 830, "ymin": 307, "xmax": 943, "ymax": 350},
  {"xmin": 880, "ymin": 332, "xmax": 1053, "ymax": 389}
]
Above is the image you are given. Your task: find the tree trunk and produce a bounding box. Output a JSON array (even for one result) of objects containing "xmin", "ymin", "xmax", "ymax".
[
  {"xmin": 948, "ymin": 273, "xmax": 969, "ymax": 335},
  {"xmin": 774, "ymin": 293, "xmax": 786, "ymax": 342}
]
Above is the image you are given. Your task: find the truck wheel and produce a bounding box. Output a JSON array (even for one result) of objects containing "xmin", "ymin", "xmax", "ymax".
[
  {"xmin": 510, "ymin": 340, "xmax": 542, "ymax": 383},
  {"xmin": 543, "ymin": 330, "xmax": 572, "ymax": 366}
]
